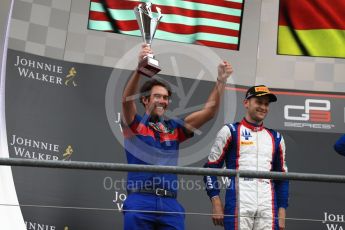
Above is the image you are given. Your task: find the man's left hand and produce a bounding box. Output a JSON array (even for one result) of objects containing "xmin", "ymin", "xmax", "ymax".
[{"xmin": 217, "ymin": 61, "xmax": 233, "ymax": 83}]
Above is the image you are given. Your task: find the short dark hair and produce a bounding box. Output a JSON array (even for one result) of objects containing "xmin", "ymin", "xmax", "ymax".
[{"xmin": 139, "ymin": 79, "xmax": 172, "ymax": 105}]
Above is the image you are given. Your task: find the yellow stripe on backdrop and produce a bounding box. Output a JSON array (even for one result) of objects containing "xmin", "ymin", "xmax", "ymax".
[{"xmin": 278, "ymin": 26, "xmax": 345, "ymax": 58}]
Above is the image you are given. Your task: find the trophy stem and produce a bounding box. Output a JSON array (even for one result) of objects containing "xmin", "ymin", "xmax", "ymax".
[{"xmin": 134, "ymin": 3, "xmax": 162, "ymax": 78}]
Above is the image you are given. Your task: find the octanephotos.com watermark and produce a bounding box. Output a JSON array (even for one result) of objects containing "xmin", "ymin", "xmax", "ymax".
[{"xmin": 103, "ymin": 176, "xmax": 233, "ymax": 191}]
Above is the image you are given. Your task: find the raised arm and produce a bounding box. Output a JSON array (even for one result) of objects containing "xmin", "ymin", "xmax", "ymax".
[
  {"xmin": 184, "ymin": 61, "xmax": 233, "ymax": 133},
  {"xmin": 122, "ymin": 44, "xmax": 152, "ymax": 125}
]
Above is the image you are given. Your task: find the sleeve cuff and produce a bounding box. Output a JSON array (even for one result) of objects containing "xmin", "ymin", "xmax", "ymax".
[
  {"xmin": 207, "ymin": 190, "xmax": 220, "ymax": 199},
  {"xmin": 277, "ymin": 200, "xmax": 289, "ymax": 209}
]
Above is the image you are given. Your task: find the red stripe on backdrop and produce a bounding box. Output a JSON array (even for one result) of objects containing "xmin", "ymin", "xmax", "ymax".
[
  {"xmin": 91, "ymin": 0, "xmax": 148, "ymax": 9},
  {"xmin": 156, "ymin": 5, "xmax": 242, "ymax": 23},
  {"xmin": 159, "ymin": 23, "xmax": 240, "ymax": 36},
  {"xmin": 89, "ymin": 11, "xmax": 109, "ymax": 21},
  {"xmin": 90, "ymin": 0, "xmax": 242, "ymax": 23},
  {"xmin": 88, "ymin": 14, "xmax": 240, "ymax": 37},
  {"xmin": 184, "ymin": 0, "xmax": 243, "ymax": 10},
  {"xmin": 118, "ymin": 21, "xmax": 239, "ymax": 36},
  {"xmin": 279, "ymin": 0, "xmax": 345, "ymax": 30},
  {"xmin": 109, "ymin": 20, "xmax": 139, "ymax": 31},
  {"xmin": 196, "ymin": 40, "xmax": 239, "ymax": 50}
]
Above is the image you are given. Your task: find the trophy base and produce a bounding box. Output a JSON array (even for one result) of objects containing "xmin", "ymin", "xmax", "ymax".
[{"xmin": 137, "ymin": 57, "xmax": 161, "ymax": 78}]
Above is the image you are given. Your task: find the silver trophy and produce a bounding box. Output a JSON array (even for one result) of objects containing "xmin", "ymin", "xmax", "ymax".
[{"xmin": 134, "ymin": 2, "xmax": 163, "ymax": 77}]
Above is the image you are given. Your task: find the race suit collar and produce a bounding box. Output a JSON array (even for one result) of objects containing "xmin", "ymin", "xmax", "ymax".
[{"xmin": 241, "ymin": 118, "xmax": 264, "ymax": 132}]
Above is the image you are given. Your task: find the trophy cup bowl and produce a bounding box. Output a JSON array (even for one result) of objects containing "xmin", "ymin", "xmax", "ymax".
[{"xmin": 134, "ymin": 2, "xmax": 162, "ymax": 78}]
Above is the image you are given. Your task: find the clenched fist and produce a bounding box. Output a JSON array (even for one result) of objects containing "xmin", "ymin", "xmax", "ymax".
[{"xmin": 217, "ymin": 61, "xmax": 233, "ymax": 83}]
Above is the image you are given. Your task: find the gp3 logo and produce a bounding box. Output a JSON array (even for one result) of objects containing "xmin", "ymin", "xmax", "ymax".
[{"xmin": 284, "ymin": 99, "xmax": 331, "ymax": 122}]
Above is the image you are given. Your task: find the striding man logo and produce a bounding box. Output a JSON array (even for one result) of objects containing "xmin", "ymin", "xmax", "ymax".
[
  {"xmin": 63, "ymin": 145, "xmax": 74, "ymax": 161},
  {"xmin": 65, "ymin": 67, "xmax": 78, "ymax": 87}
]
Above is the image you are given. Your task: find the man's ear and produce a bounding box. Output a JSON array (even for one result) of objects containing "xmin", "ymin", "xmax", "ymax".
[
  {"xmin": 141, "ymin": 96, "xmax": 148, "ymax": 106},
  {"xmin": 243, "ymin": 99, "xmax": 249, "ymax": 108}
]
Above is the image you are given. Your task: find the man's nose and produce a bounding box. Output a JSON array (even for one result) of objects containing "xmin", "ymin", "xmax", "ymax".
[
  {"xmin": 155, "ymin": 99, "xmax": 166, "ymax": 105},
  {"xmin": 259, "ymin": 104, "xmax": 267, "ymax": 110},
  {"xmin": 160, "ymin": 98, "xmax": 168, "ymax": 104}
]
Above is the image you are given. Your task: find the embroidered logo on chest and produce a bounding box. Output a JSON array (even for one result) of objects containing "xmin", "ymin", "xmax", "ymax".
[
  {"xmin": 148, "ymin": 122, "xmax": 174, "ymax": 134},
  {"xmin": 241, "ymin": 129, "xmax": 252, "ymax": 140}
]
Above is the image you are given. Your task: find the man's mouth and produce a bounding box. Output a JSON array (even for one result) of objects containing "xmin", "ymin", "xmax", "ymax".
[{"xmin": 156, "ymin": 105, "xmax": 165, "ymax": 111}]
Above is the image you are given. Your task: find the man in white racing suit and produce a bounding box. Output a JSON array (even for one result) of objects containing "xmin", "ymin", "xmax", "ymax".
[{"xmin": 204, "ymin": 85, "xmax": 289, "ymax": 230}]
